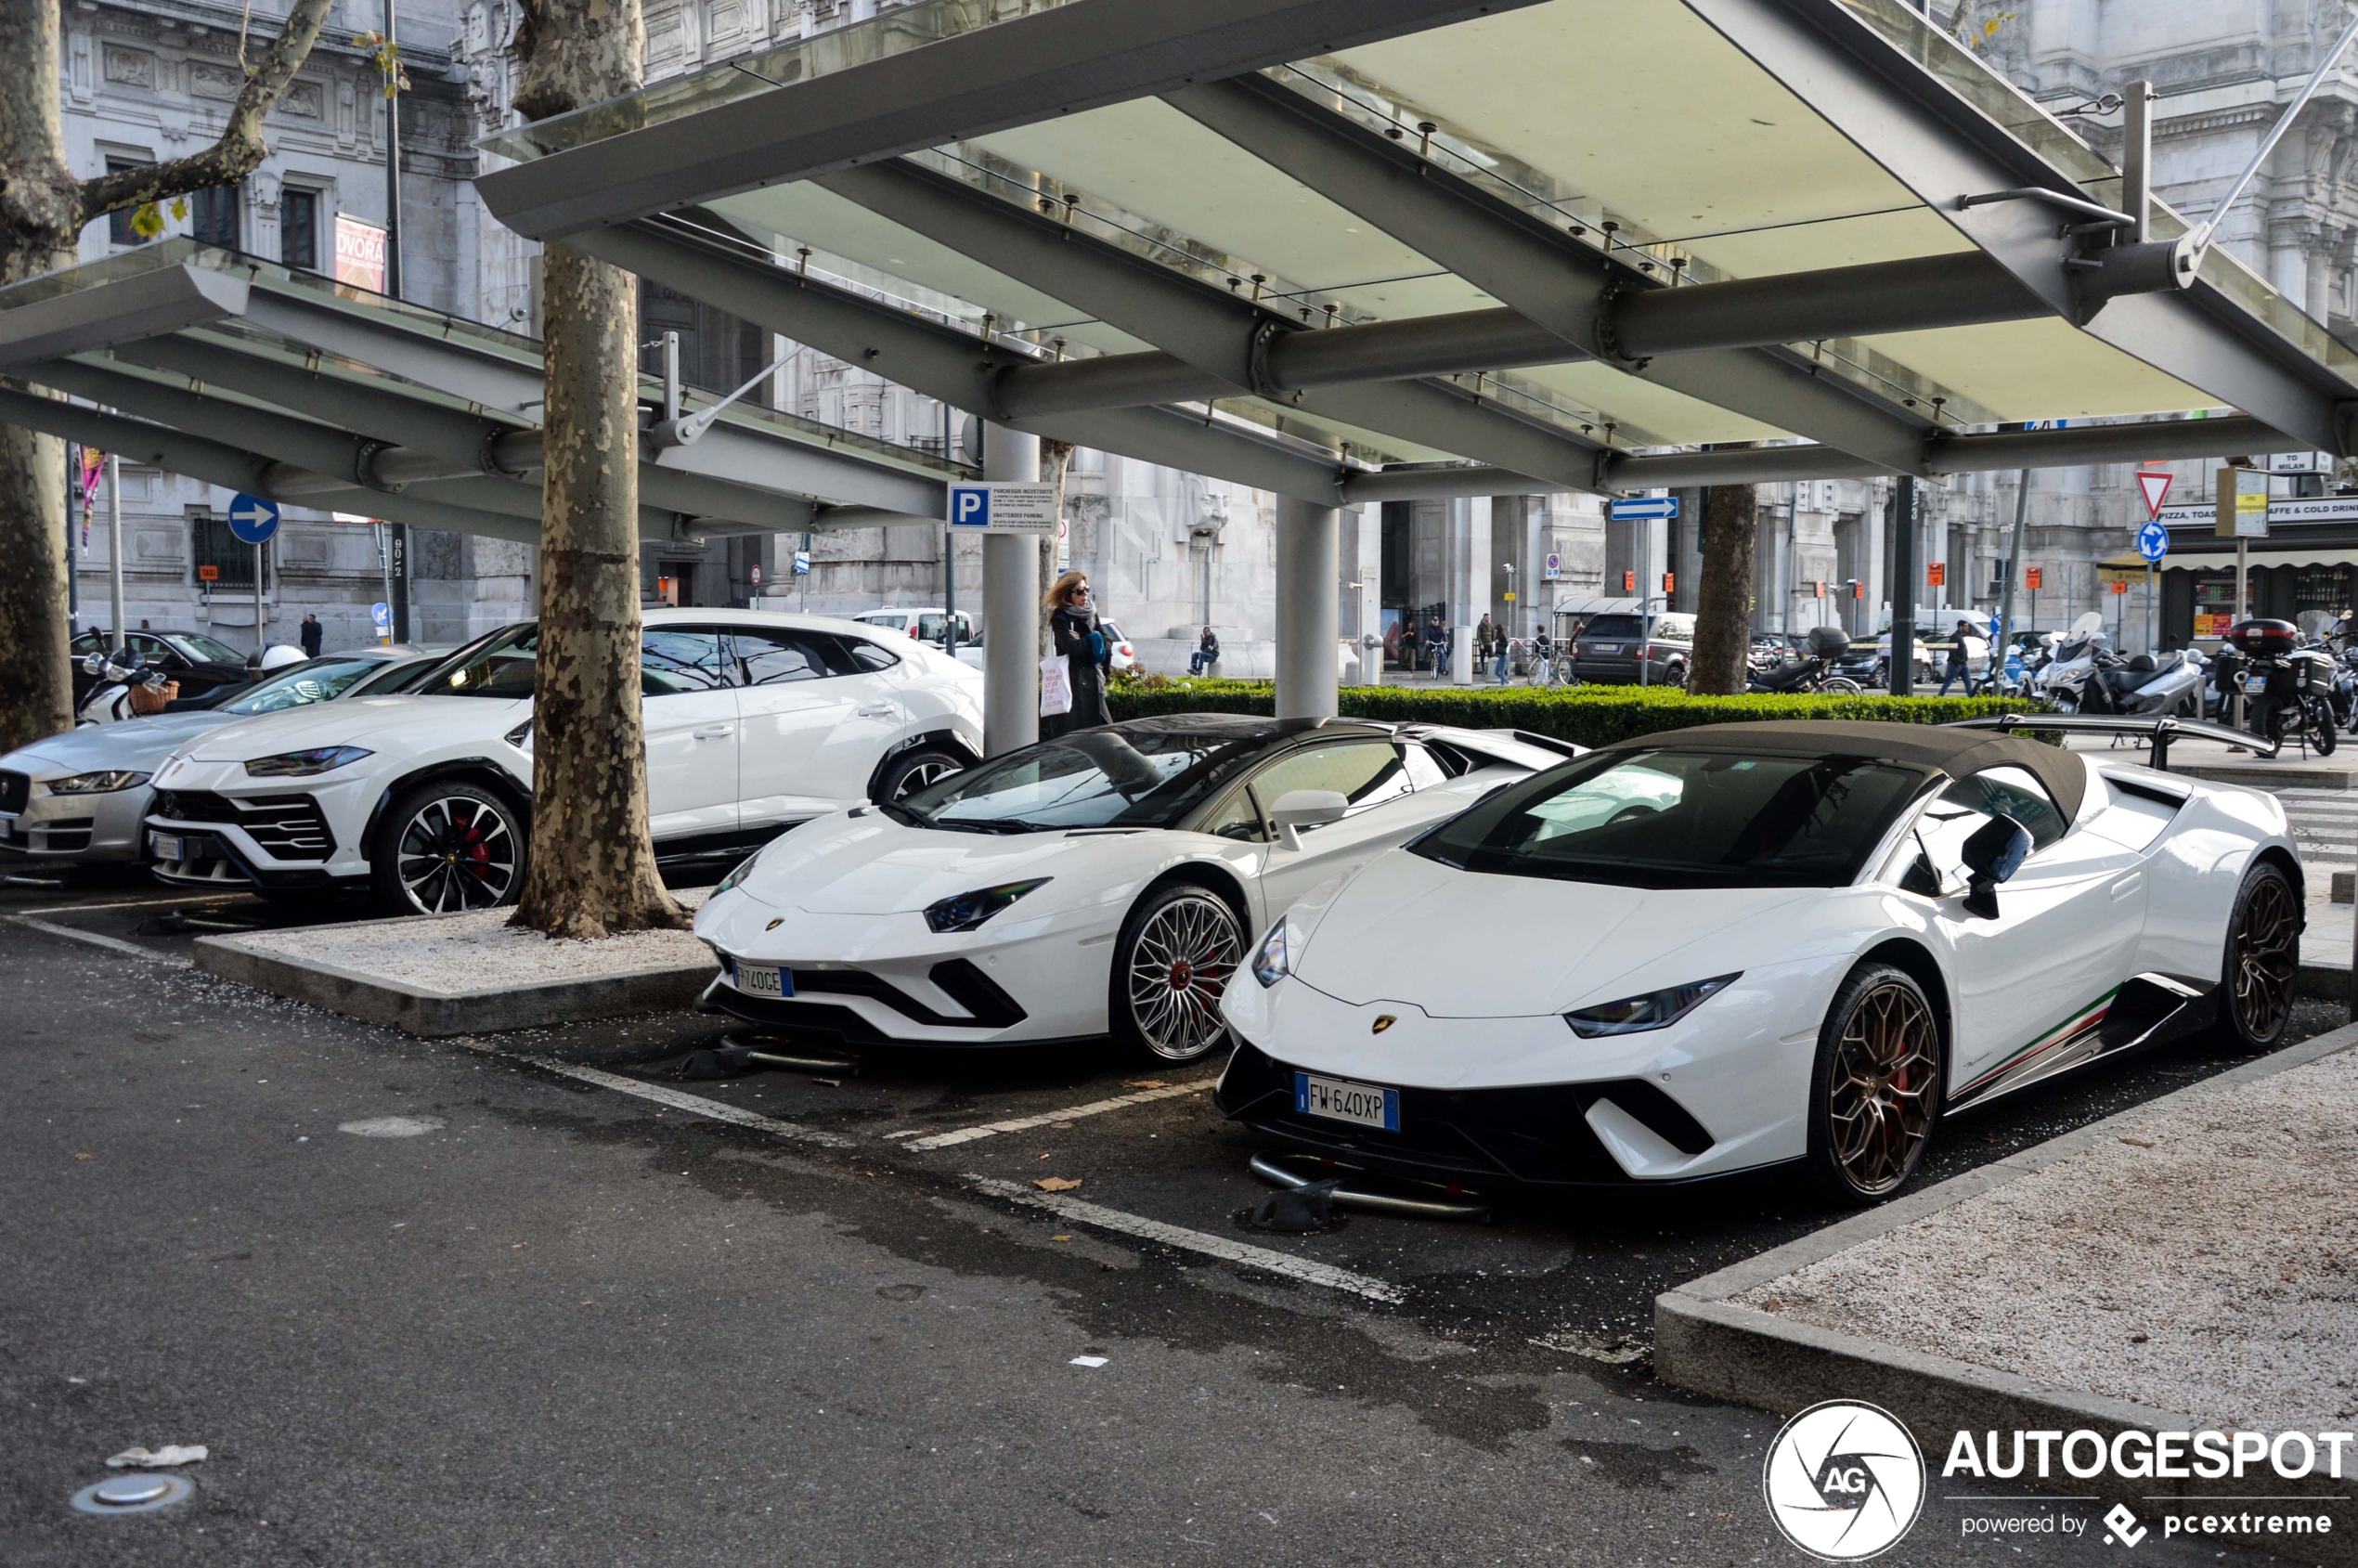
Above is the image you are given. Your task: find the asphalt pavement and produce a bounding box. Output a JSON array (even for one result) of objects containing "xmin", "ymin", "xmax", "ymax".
[{"xmin": 1, "ymin": 872, "xmax": 2335, "ymax": 1565}]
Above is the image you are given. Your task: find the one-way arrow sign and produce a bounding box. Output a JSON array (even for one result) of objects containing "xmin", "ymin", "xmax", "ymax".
[{"xmin": 227, "ymin": 492, "xmax": 281, "ymax": 545}]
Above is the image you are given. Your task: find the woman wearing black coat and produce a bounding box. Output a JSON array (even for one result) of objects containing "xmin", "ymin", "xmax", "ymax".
[{"xmin": 1042, "ymin": 570, "xmax": 1113, "ymax": 738}]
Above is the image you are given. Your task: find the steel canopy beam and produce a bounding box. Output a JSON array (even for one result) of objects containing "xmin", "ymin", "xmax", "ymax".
[
  {"xmin": 566, "ymin": 220, "xmax": 1349, "ymax": 505},
  {"xmin": 0, "ymin": 263, "xmax": 247, "ymax": 367},
  {"xmin": 473, "ymin": 0, "xmax": 1553, "ymax": 241},
  {"xmin": 817, "ymin": 158, "xmax": 1609, "ymax": 488},
  {"xmin": 1165, "ymin": 75, "xmax": 1937, "ymax": 473},
  {"xmin": 1678, "ymin": 0, "xmax": 2355, "ymax": 455},
  {"xmin": 997, "ymin": 254, "xmax": 2048, "ymax": 417}
]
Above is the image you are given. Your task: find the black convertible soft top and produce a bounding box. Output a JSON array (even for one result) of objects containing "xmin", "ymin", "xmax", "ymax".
[{"xmin": 1591, "ymin": 720, "xmax": 2087, "ymax": 822}]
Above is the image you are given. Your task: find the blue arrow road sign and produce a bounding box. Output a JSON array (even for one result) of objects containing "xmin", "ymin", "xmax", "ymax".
[
  {"xmin": 1610, "ymin": 496, "xmax": 1679, "ymax": 521},
  {"xmin": 227, "ymin": 492, "xmax": 280, "ymax": 545},
  {"xmin": 2135, "ymin": 520, "xmax": 2169, "ymax": 563},
  {"xmin": 369, "ymin": 601, "xmax": 390, "ymax": 627}
]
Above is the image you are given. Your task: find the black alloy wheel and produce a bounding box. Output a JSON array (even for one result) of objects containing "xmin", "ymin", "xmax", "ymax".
[
  {"xmin": 370, "ymin": 781, "xmax": 525, "ymax": 917},
  {"xmin": 1807, "ymin": 962, "xmax": 1944, "ymax": 1204},
  {"xmin": 2221, "ymin": 862, "xmax": 2299, "ymax": 1049},
  {"xmin": 1110, "ymin": 883, "xmax": 1243, "ymax": 1064},
  {"xmin": 873, "ymin": 745, "xmax": 967, "ymax": 804}
]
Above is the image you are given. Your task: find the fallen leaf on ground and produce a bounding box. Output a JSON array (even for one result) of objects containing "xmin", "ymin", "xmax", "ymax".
[
  {"xmin": 1126, "ymin": 1080, "xmax": 1170, "ymax": 1090},
  {"xmin": 1050, "ymin": 1234, "xmax": 1071, "ymax": 1242},
  {"xmin": 74, "ymin": 1153, "xmax": 93, "ymax": 1160},
  {"xmin": 1035, "ymin": 1176, "xmax": 1082, "ymax": 1192},
  {"xmin": 2118, "ymin": 1136, "xmax": 2156, "ymax": 1148}
]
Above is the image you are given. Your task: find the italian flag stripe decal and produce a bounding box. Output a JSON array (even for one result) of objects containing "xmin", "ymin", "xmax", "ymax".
[{"xmin": 1956, "ymin": 986, "xmax": 2121, "ymax": 1097}]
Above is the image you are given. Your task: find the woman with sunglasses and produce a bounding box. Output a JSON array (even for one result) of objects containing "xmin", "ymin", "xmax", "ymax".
[{"xmin": 1042, "ymin": 569, "xmax": 1114, "ymax": 738}]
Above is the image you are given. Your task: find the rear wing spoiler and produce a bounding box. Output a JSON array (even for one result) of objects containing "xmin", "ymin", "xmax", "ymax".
[{"xmin": 1941, "ymin": 712, "xmax": 2278, "ymax": 771}]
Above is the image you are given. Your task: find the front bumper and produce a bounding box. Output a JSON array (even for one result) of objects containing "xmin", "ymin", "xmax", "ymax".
[
  {"xmin": 0, "ymin": 778, "xmax": 150, "ymax": 862},
  {"xmin": 142, "ymin": 758, "xmax": 382, "ymax": 888}
]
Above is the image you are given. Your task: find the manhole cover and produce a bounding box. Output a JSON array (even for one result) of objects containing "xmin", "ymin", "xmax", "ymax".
[
  {"xmin": 71, "ymin": 1473, "xmax": 194, "ymax": 1514},
  {"xmin": 337, "ymin": 1116, "xmax": 447, "ymax": 1138}
]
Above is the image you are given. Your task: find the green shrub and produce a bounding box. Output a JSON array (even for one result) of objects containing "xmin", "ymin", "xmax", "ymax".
[{"xmin": 1107, "ymin": 679, "xmax": 2036, "ymax": 748}]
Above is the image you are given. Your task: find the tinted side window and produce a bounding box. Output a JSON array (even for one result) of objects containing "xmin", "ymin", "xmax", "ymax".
[
  {"xmin": 731, "ymin": 628, "xmax": 833, "ymax": 685},
  {"xmin": 1246, "ymin": 743, "xmax": 1411, "ymax": 827},
  {"xmin": 840, "ymin": 637, "xmax": 900, "ymax": 674},
  {"xmin": 641, "ymin": 628, "xmax": 730, "ymax": 694}
]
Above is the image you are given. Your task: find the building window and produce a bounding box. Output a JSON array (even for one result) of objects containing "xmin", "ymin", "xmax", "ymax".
[
  {"xmin": 190, "ymin": 185, "xmax": 240, "ymax": 249},
  {"xmin": 106, "ymin": 158, "xmax": 150, "ymax": 247},
  {"xmin": 280, "ymin": 188, "xmax": 317, "ymax": 271},
  {"xmin": 191, "ymin": 512, "xmax": 266, "ymax": 590}
]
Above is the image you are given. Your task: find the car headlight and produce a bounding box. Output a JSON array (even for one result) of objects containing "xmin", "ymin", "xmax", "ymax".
[
  {"xmin": 242, "ymin": 745, "xmax": 373, "ymax": 778},
  {"xmin": 715, "ymin": 849, "xmax": 761, "ymax": 895},
  {"xmin": 923, "ymin": 877, "xmax": 1049, "ymax": 934},
  {"xmin": 46, "ymin": 770, "xmax": 151, "ymax": 795},
  {"xmin": 1564, "ymin": 973, "xmax": 1739, "ymax": 1038},
  {"xmin": 1250, "ymin": 918, "xmax": 1292, "ymax": 988}
]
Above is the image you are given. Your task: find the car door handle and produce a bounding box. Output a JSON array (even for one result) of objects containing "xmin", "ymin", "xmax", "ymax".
[
  {"xmin": 856, "ymin": 703, "xmax": 898, "ymax": 719},
  {"xmin": 2110, "ymin": 872, "xmax": 2143, "ymax": 901},
  {"xmin": 692, "ymin": 725, "xmax": 735, "ymax": 740}
]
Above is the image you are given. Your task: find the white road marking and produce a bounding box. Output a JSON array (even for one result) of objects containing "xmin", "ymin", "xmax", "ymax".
[
  {"xmin": 904, "ymin": 1082, "xmax": 1209, "ymax": 1149},
  {"xmin": 22, "ymin": 894, "xmax": 251, "ymax": 915},
  {"xmin": 961, "ymin": 1174, "xmax": 1406, "ymax": 1303},
  {"xmin": 9, "ymin": 916, "xmax": 191, "ymax": 967},
  {"xmin": 459, "ymin": 1046, "xmax": 860, "ymax": 1148}
]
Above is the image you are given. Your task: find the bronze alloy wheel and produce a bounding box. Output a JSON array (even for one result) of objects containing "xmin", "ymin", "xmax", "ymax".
[
  {"xmin": 1119, "ymin": 888, "xmax": 1241, "ymax": 1063},
  {"xmin": 2228, "ymin": 866, "xmax": 2299, "ymax": 1045},
  {"xmin": 1817, "ymin": 970, "xmax": 1940, "ymax": 1199}
]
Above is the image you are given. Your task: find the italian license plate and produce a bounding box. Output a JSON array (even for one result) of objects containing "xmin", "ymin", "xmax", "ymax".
[
  {"xmin": 149, "ymin": 831, "xmax": 185, "ymax": 862},
  {"xmin": 1295, "ymin": 1071, "xmax": 1400, "ymax": 1132},
  {"xmin": 1589, "ymin": 643, "xmax": 1620, "ymax": 654},
  {"xmin": 731, "ymin": 960, "xmax": 793, "ymax": 998},
  {"xmin": 2243, "ymin": 673, "xmax": 2270, "ymax": 693}
]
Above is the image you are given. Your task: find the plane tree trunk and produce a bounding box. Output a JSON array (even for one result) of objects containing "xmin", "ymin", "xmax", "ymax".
[
  {"xmin": 0, "ymin": 0, "xmax": 332, "ymax": 752},
  {"xmin": 508, "ymin": 0, "xmax": 684, "ymax": 940},
  {"xmin": 1691, "ymin": 473, "xmax": 1760, "ymax": 696}
]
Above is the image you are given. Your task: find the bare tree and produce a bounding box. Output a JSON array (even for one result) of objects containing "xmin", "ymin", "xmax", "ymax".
[
  {"xmin": 1037, "ymin": 437, "xmax": 1075, "ymax": 654},
  {"xmin": 1690, "ymin": 479, "xmax": 1760, "ymax": 695},
  {"xmin": 506, "ymin": 0, "xmax": 684, "ymax": 940},
  {"xmin": 0, "ymin": 0, "xmax": 335, "ymax": 752}
]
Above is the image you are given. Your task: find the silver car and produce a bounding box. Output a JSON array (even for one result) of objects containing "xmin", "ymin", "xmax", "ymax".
[{"xmin": 0, "ymin": 648, "xmax": 439, "ymax": 866}]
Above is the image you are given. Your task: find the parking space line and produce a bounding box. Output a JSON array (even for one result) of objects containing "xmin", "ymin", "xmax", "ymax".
[
  {"xmin": 902, "ymin": 1081, "xmax": 1211, "ymax": 1149},
  {"xmin": 24, "ymin": 894, "xmax": 251, "ymax": 916},
  {"xmin": 9, "ymin": 916, "xmax": 191, "ymax": 967},
  {"xmin": 456, "ymin": 1045, "xmax": 860, "ymax": 1148},
  {"xmin": 961, "ymin": 1174, "xmax": 1406, "ymax": 1304}
]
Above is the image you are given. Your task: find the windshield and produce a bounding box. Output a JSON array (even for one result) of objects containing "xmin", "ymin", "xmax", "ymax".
[
  {"xmin": 893, "ymin": 729, "xmax": 1265, "ymax": 833},
  {"xmin": 413, "ymin": 626, "xmax": 539, "ymax": 698},
  {"xmin": 218, "ymin": 657, "xmax": 393, "ymax": 715},
  {"xmin": 346, "ymin": 654, "xmax": 441, "ymax": 696},
  {"xmin": 1411, "ymin": 749, "xmax": 1926, "ymax": 889},
  {"xmin": 176, "ymin": 632, "xmax": 243, "ymax": 663}
]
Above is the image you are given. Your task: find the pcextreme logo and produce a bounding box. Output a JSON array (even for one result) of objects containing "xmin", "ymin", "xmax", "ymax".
[{"xmin": 1762, "ymin": 1400, "xmax": 1928, "ymax": 1561}]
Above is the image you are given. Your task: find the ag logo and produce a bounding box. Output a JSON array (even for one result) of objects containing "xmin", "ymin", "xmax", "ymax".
[{"xmin": 1761, "ymin": 1399, "xmax": 1925, "ymax": 1561}]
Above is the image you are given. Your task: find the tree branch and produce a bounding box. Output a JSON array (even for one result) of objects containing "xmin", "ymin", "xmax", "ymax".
[{"xmin": 74, "ymin": 0, "xmax": 338, "ymax": 227}]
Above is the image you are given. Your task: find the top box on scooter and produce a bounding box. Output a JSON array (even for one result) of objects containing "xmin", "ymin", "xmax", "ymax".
[
  {"xmin": 1805, "ymin": 625, "xmax": 1850, "ymax": 657},
  {"xmin": 2227, "ymin": 619, "xmax": 2300, "ymax": 655}
]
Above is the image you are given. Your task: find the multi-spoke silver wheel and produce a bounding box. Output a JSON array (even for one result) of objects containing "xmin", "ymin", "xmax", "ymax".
[
  {"xmin": 893, "ymin": 757, "xmax": 959, "ymax": 798},
  {"xmin": 392, "ymin": 794, "xmax": 520, "ymax": 914},
  {"xmin": 1118, "ymin": 888, "xmax": 1241, "ymax": 1063}
]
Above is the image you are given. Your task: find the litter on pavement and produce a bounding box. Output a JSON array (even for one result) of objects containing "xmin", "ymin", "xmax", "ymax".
[{"xmin": 105, "ymin": 1445, "xmax": 208, "ymax": 1468}]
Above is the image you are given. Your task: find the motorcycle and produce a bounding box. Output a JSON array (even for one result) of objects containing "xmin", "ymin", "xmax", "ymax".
[
  {"xmin": 2213, "ymin": 618, "xmax": 2339, "ymax": 756},
  {"xmin": 74, "ymin": 650, "xmax": 174, "ymax": 726},
  {"xmin": 1747, "ymin": 625, "xmax": 1864, "ymax": 694},
  {"xmin": 2031, "ymin": 613, "xmax": 2109, "ymax": 713},
  {"xmin": 2079, "ymin": 645, "xmax": 2208, "ymax": 718}
]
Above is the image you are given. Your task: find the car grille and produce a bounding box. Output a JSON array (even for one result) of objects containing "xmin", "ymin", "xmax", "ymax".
[
  {"xmin": 151, "ymin": 790, "xmax": 335, "ymax": 859},
  {"xmin": 0, "ymin": 771, "xmax": 26, "ymax": 814}
]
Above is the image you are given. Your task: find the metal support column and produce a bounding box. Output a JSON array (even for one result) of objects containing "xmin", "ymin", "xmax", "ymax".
[
  {"xmin": 982, "ymin": 424, "xmax": 1040, "ymax": 756},
  {"xmin": 1275, "ymin": 494, "xmax": 1340, "ymax": 719},
  {"xmin": 1996, "ymin": 461, "xmax": 2029, "ymax": 687},
  {"xmin": 106, "ymin": 451, "xmax": 125, "ymax": 651},
  {"xmin": 1889, "ymin": 475, "xmax": 1918, "ymax": 696}
]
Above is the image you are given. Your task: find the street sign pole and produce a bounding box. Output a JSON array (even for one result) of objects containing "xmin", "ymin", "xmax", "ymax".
[
  {"xmin": 107, "ymin": 452, "xmax": 124, "ymax": 653},
  {"xmin": 255, "ymin": 540, "xmax": 265, "ymax": 652}
]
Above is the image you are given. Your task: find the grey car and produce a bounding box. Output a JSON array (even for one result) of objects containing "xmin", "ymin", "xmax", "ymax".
[
  {"xmin": 0, "ymin": 648, "xmax": 440, "ymax": 866},
  {"xmin": 1569, "ymin": 611, "xmax": 1695, "ymax": 686}
]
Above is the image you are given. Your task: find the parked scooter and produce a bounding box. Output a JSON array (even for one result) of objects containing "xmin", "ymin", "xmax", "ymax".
[
  {"xmin": 1747, "ymin": 625, "xmax": 1865, "ymax": 694},
  {"xmin": 2079, "ymin": 645, "xmax": 2208, "ymax": 717},
  {"xmin": 74, "ymin": 651, "xmax": 171, "ymax": 726},
  {"xmin": 2031, "ymin": 612, "xmax": 2109, "ymax": 712},
  {"xmin": 2212, "ymin": 618, "xmax": 2339, "ymax": 756}
]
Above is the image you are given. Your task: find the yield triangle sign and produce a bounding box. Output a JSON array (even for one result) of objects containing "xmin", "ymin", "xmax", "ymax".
[{"xmin": 2136, "ymin": 469, "xmax": 2174, "ymax": 520}]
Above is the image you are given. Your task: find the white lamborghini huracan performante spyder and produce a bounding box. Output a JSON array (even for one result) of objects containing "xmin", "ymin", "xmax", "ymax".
[
  {"xmin": 692, "ymin": 715, "xmax": 1575, "ymax": 1062},
  {"xmin": 1217, "ymin": 719, "xmax": 2303, "ymax": 1203}
]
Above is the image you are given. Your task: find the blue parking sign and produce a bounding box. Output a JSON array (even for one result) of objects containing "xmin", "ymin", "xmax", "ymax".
[{"xmin": 950, "ymin": 485, "xmax": 991, "ymax": 528}]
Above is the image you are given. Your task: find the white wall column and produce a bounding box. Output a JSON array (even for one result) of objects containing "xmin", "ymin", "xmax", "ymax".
[
  {"xmin": 1351, "ymin": 503, "xmax": 1380, "ymax": 685},
  {"xmin": 982, "ymin": 425, "xmax": 1040, "ymax": 756},
  {"xmin": 1275, "ymin": 494, "xmax": 1339, "ymax": 719}
]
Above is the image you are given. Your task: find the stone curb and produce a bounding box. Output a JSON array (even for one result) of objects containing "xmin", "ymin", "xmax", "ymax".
[
  {"xmin": 192, "ymin": 924, "xmax": 716, "ymax": 1038},
  {"xmin": 1654, "ymin": 1022, "xmax": 2358, "ymax": 1562}
]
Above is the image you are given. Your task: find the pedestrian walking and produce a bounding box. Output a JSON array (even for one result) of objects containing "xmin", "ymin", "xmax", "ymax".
[
  {"xmin": 299, "ymin": 612, "xmax": 323, "ymax": 659},
  {"xmin": 1937, "ymin": 618, "xmax": 1984, "ymax": 697},
  {"xmin": 1188, "ymin": 626, "xmax": 1220, "ymax": 676},
  {"xmin": 1475, "ymin": 614, "xmax": 1496, "ymax": 664},
  {"xmin": 1042, "ymin": 570, "xmax": 1112, "ymax": 738}
]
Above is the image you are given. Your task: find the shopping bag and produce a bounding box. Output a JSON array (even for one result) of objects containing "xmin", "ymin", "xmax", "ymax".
[{"xmin": 1039, "ymin": 654, "xmax": 1072, "ymax": 717}]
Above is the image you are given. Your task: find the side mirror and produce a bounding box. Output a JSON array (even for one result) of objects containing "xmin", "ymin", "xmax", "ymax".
[
  {"xmin": 1958, "ymin": 812, "xmax": 2032, "ymax": 919},
  {"xmin": 1268, "ymin": 788, "xmax": 1348, "ymax": 851}
]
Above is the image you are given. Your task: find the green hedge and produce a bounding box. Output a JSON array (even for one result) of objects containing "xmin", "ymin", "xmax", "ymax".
[{"xmin": 1106, "ymin": 678, "xmax": 2033, "ymax": 748}]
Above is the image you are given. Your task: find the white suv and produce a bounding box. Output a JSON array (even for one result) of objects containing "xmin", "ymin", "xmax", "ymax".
[{"xmin": 143, "ymin": 608, "xmax": 983, "ymax": 915}]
